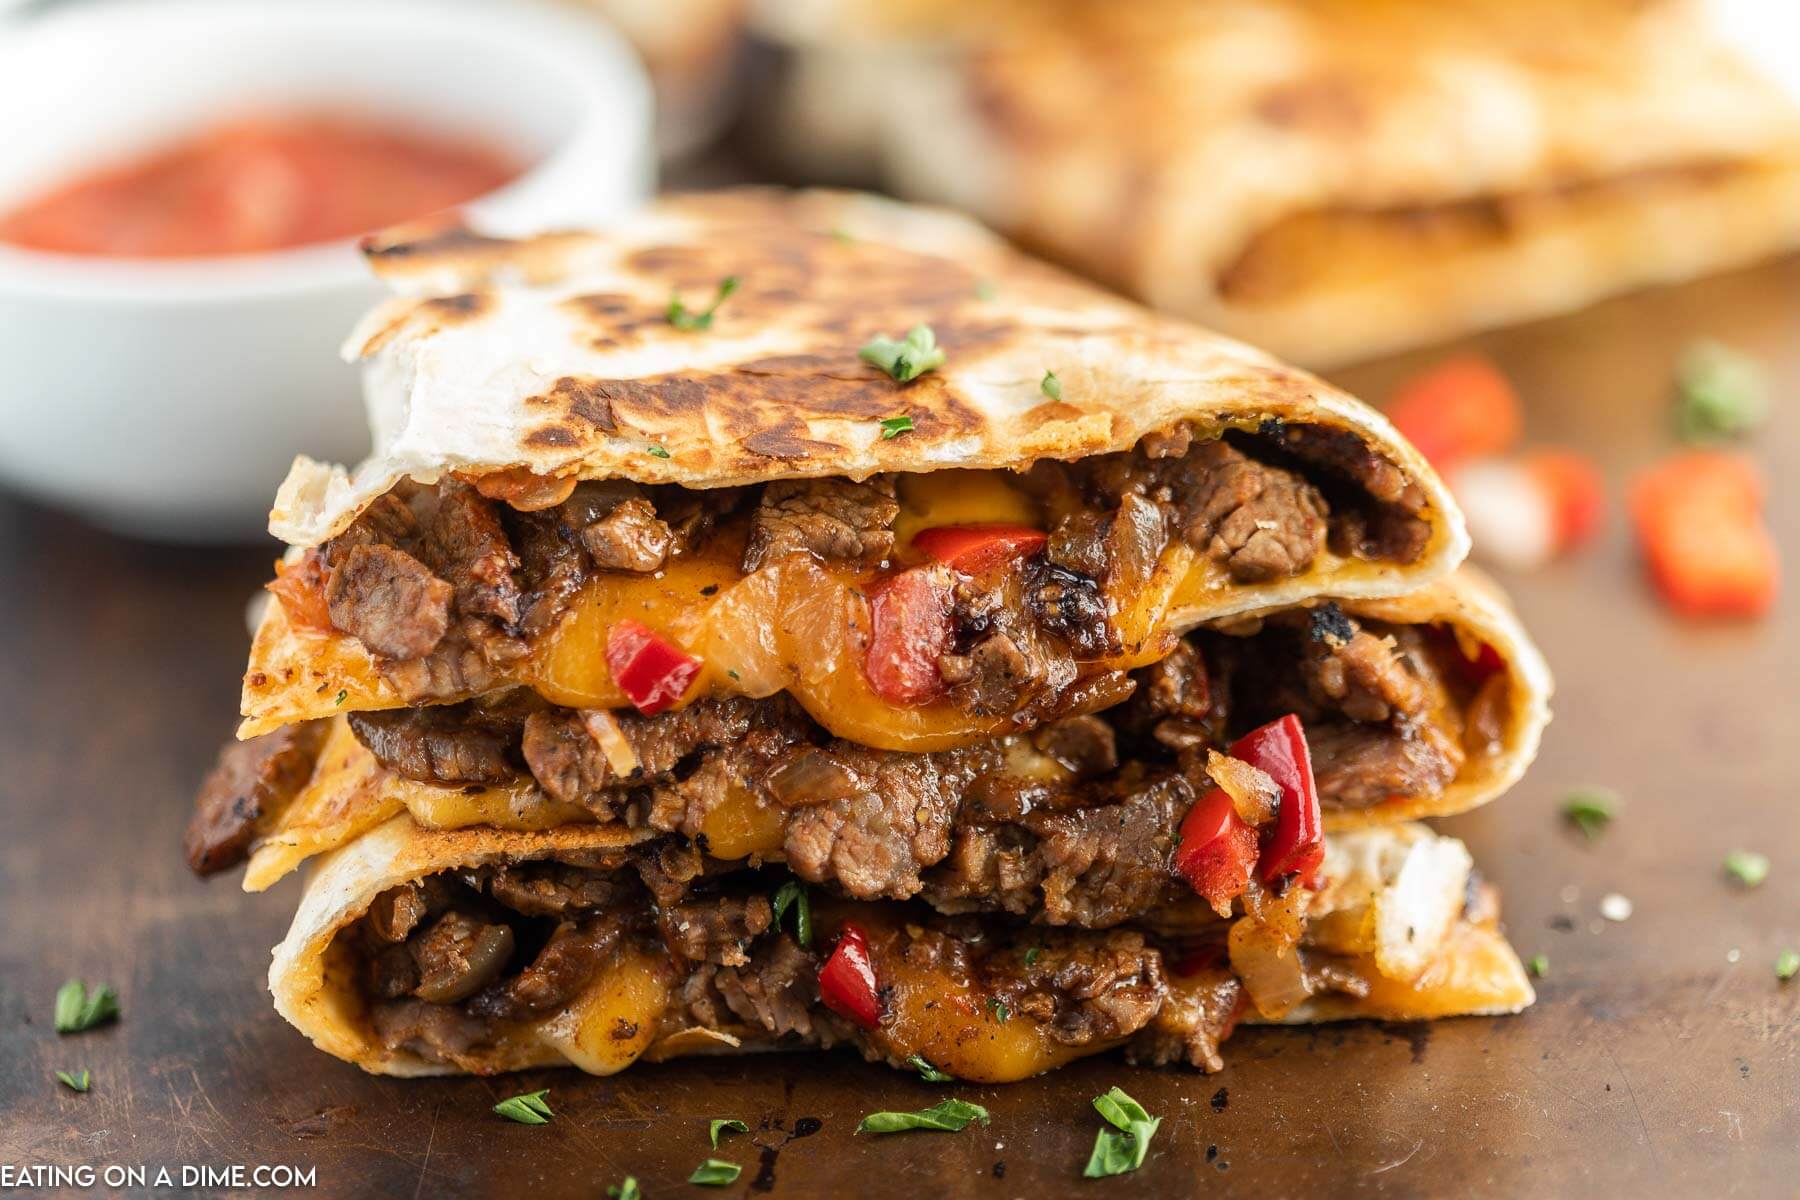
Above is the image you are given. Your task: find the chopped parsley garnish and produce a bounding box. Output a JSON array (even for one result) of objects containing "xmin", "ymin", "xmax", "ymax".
[
  {"xmin": 492, "ymin": 1089, "xmax": 554, "ymax": 1125},
  {"xmin": 647, "ymin": 445, "xmax": 672, "ymax": 459},
  {"xmin": 1777, "ymin": 950, "xmax": 1799, "ymax": 982},
  {"xmin": 1674, "ymin": 339, "xmax": 1767, "ymax": 443},
  {"xmin": 1529, "ymin": 955, "xmax": 1549, "ymax": 978},
  {"xmin": 1724, "ymin": 850, "xmax": 1770, "ymax": 888},
  {"xmin": 1040, "ymin": 370, "xmax": 1062, "ymax": 401},
  {"xmin": 56, "ymin": 1070, "xmax": 90, "ymax": 1093},
  {"xmin": 1083, "ymin": 1087, "xmax": 1161, "ymax": 1178},
  {"xmin": 726, "ymin": 669, "xmax": 740, "ymax": 681},
  {"xmin": 988, "ymin": 998, "xmax": 1010, "ymax": 1024},
  {"xmin": 856, "ymin": 1099, "xmax": 989, "ymax": 1135},
  {"xmin": 1023, "ymin": 946, "xmax": 1042, "ymax": 967},
  {"xmin": 607, "ymin": 1178, "xmax": 640, "ymax": 1200},
  {"xmin": 688, "ymin": 1159, "xmax": 741, "ymax": 1186},
  {"xmin": 860, "ymin": 326, "xmax": 946, "ymax": 382},
  {"xmin": 53, "ymin": 980, "xmax": 118, "ymax": 1035},
  {"xmin": 772, "ymin": 879, "xmax": 813, "ymax": 949},
  {"xmin": 906, "ymin": 1054, "xmax": 953, "ymax": 1083},
  {"xmin": 878, "ymin": 415, "xmax": 914, "ymax": 440},
  {"xmin": 709, "ymin": 1118, "xmax": 748, "ymax": 1148},
  {"xmin": 334, "ymin": 689, "xmax": 348, "ymax": 706},
  {"xmin": 667, "ymin": 275, "xmax": 739, "ymax": 332},
  {"xmin": 1561, "ymin": 788, "xmax": 1618, "ymax": 841},
  {"xmin": 831, "ymin": 228, "xmax": 855, "ymax": 244}
]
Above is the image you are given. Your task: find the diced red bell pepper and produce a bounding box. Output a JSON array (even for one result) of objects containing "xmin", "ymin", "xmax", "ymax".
[
  {"xmin": 1385, "ymin": 355, "xmax": 1523, "ymax": 470},
  {"xmin": 863, "ymin": 566, "xmax": 954, "ymax": 705},
  {"xmin": 1173, "ymin": 788, "xmax": 1259, "ymax": 914},
  {"xmin": 818, "ymin": 923, "xmax": 883, "ymax": 1029},
  {"xmin": 912, "ymin": 524, "xmax": 1047, "ymax": 575},
  {"xmin": 1630, "ymin": 451, "xmax": 1778, "ymax": 618},
  {"xmin": 1231, "ymin": 714, "xmax": 1324, "ymax": 886},
  {"xmin": 1522, "ymin": 448, "xmax": 1606, "ymax": 553},
  {"xmin": 604, "ymin": 619, "xmax": 702, "ymax": 715}
]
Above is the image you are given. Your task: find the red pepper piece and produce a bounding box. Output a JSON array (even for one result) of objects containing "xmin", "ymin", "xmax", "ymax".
[
  {"xmin": 1173, "ymin": 788, "xmax": 1259, "ymax": 913},
  {"xmin": 604, "ymin": 619, "xmax": 702, "ymax": 715},
  {"xmin": 1522, "ymin": 448, "xmax": 1606, "ymax": 554},
  {"xmin": 863, "ymin": 566, "xmax": 954, "ymax": 705},
  {"xmin": 912, "ymin": 524, "xmax": 1047, "ymax": 575},
  {"xmin": 1630, "ymin": 450, "xmax": 1778, "ymax": 618},
  {"xmin": 1231, "ymin": 714, "xmax": 1324, "ymax": 886},
  {"xmin": 1384, "ymin": 355, "xmax": 1523, "ymax": 470},
  {"xmin": 818, "ymin": 923, "xmax": 882, "ymax": 1029}
]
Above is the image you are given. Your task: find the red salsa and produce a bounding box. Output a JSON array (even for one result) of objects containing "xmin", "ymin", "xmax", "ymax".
[{"xmin": 0, "ymin": 116, "xmax": 518, "ymax": 258}]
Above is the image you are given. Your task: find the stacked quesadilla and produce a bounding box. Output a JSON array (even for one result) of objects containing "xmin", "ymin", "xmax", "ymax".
[
  {"xmin": 188, "ymin": 189, "xmax": 1550, "ymax": 1081},
  {"xmin": 751, "ymin": 0, "xmax": 1800, "ymax": 365}
]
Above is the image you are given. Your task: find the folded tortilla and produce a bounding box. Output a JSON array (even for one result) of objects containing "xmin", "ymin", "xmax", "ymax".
[
  {"xmin": 244, "ymin": 188, "xmax": 1466, "ymax": 743},
  {"xmin": 753, "ymin": 0, "xmax": 1800, "ymax": 365},
  {"xmin": 229, "ymin": 568, "xmax": 1549, "ymax": 893},
  {"xmin": 270, "ymin": 815, "xmax": 1531, "ymax": 1080}
]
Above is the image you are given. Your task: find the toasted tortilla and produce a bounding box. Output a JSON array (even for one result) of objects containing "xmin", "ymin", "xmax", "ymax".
[
  {"xmin": 753, "ymin": 0, "xmax": 1800, "ymax": 365},
  {"xmin": 269, "ymin": 815, "xmax": 1530, "ymax": 1078},
  {"xmin": 249, "ymin": 190, "xmax": 1467, "ymax": 736},
  {"xmin": 238, "ymin": 568, "xmax": 1549, "ymax": 890}
]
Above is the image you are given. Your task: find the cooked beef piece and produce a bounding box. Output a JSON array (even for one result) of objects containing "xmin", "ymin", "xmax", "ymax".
[
  {"xmin": 377, "ymin": 623, "xmax": 517, "ymax": 703},
  {"xmin": 485, "ymin": 861, "xmax": 634, "ymax": 918},
  {"xmin": 694, "ymin": 935, "xmax": 824, "ymax": 1036},
  {"xmin": 1268, "ymin": 424, "xmax": 1431, "ymax": 564},
  {"xmin": 1117, "ymin": 639, "xmax": 1224, "ymax": 752},
  {"xmin": 924, "ymin": 769, "xmax": 1190, "ymax": 926},
  {"xmin": 1046, "ymin": 509, "xmax": 1111, "ymax": 578},
  {"xmin": 1179, "ymin": 440, "xmax": 1327, "ymax": 582},
  {"xmin": 779, "ymin": 745, "xmax": 993, "ymax": 900},
  {"xmin": 368, "ymin": 944, "xmax": 421, "ymax": 1000},
  {"xmin": 1305, "ymin": 721, "xmax": 1460, "ymax": 810},
  {"xmin": 507, "ymin": 499, "xmax": 593, "ymax": 642},
  {"xmin": 1127, "ymin": 966, "xmax": 1244, "ymax": 1072},
  {"xmin": 983, "ymin": 929, "xmax": 1168, "ymax": 1046},
  {"xmin": 347, "ymin": 702, "xmax": 524, "ymax": 785},
  {"xmin": 1025, "ymin": 562, "xmax": 1116, "ymax": 658},
  {"xmin": 469, "ymin": 916, "xmax": 619, "ymax": 1019},
  {"xmin": 939, "ymin": 631, "xmax": 1047, "ymax": 716},
  {"xmin": 1463, "ymin": 671, "xmax": 1509, "ymax": 758},
  {"xmin": 656, "ymin": 485, "xmax": 746, "ymax": 556},
  {"xmin": 408, "ymin": 911, "xmax": 517, "ymax": 1004},
  {"xmin": 1139, "ymin": 425, "xmax": 1194, "ymax": 459},
  {"xmin": 184, "ymin": 720, "xmax": 329, "ymax": 875},
  {"xmin": 423, "ymin": 482, "xmax": 523, "ymax": 625},
  {"xmin": 325, "ymin": 543, "xmax": 453, "ymax": 660},
  {"xmin": 364, "ymin": 876, "xmax": 462, "ymax": 942},
  {"xmin": 582, "ymin": 497, "xmax": 672, "ymax": 572},
  {"xmin": 661, "ymin": 895, "xmax": 774, "ymax": 967},
  {"xmin": 634, "ymin": 840, "xmax": 708, "ymax": 908},
  {"xmin": 1031, "ymin": 716, "xmax": 1118, "ymax": 775},
  {"xmin": 1299, "ymin": 620, "xmax": 1425, "ymax": 724},
  {"xmin": 323, "ymin": 489, "xmax": 422, "ymax": 560},
  {"xmin": 372, "ymin": 998, "xmax": 492, "ymax": 1065},
  {"xmin": 742, "ymin": 477, "xmax": 899, "ymax": 572}
]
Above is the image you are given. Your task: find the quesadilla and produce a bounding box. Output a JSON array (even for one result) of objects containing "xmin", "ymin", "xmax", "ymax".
[
  {"xmin": 191, "ymin": 572, "xmax": 1550, "ymax": 897},
  {"xmin": 752, "ymin": 0, "xmax": 1800, "ymax": 365},
  {"xmin": 243, "ymin": 189, "xmax": 1465, "ymax": 753},
  {"xmin": 265, "ymin": 814, "xmax": 1529, "ymax": 1080}
]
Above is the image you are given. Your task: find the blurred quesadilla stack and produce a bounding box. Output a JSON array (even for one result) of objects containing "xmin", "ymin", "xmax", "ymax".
[{"xmin": 187, "ymin": 188, "xmax": 1549, "ymax": 1081}]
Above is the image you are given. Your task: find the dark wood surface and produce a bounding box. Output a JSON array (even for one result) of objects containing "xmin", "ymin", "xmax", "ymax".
[{"xmin": 2, "ymin": 256, "xmax": 1797, "ymax": 1198}]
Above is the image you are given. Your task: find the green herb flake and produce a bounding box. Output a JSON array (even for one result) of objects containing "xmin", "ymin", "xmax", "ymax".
[
  {"xmin": 974, "ymin": 280, "xmax": 998, "ymax": 302},
  {"xmin": 859, "ymin": 325, "xmax": 946, "ymax": 383},
  {"xmin": 53, "ymin": 980, "xmax": 119, "ymax": 1035},
  {"xmin": 988, "ymin": 998, "xmax": 1009, "ymax": 1025},
  {"xmin": 647, "ymin": 445, "xmax": 672, "ymax": 459},
  {"xmin": 772, "ymin": 879, "xmax": 813, "ymax": 949},
  {"xmin": 1561, "ymin": 788, "xmax": 1618, "ymax": 842},
  {"xmin": 492, "ymin": 1088, "xmax": 554, "ymax": 1125},
  {"xmin": 1040, "ymin": 370, "xmax": 1062, "ymax": 401},
  {"xmin": 906, "ymin": 1054, "xmax": 953, "ymax": 1083},
  {"xmin": 334, "ymin": 689, "xmax": 348, "ymax": 706},
  {"xmin": 688, "ymin": 1158, "xmax": 741, "ymax": 1186},
  {"xmin": 831, "ymin": 228, "xmax": 855, "ymax": 244},
  {"xmin": 856, "ymin": 1098, "xmax": 989, "ymax": 1135},
  {"xmin": 1529, "ymin": 955, "xmax": 1549, "ymax": 978},
  {"xmin": 607, "ymin": 1177, "xmax": 641, "ymax": 1200},
  {"xmin": 709, "ymin": 1118, "xmax": 749, "ymax": 1148},
  {"xmin": 1083, "ymin": 1087, "xmax": 1161, "ymax": 1179},
  {"xmin": 878, "ymin": 415, "xmax": 915, "ymax": 440},
  {"xmin": 1023, "ymin": 946, "xmax": 1041, "ymax": 967},
  {"xmin": 1777, "ymin": 950, "xmax": 1799, "ymax": 982},
  {"xmin": 1724, "ymin": 850, "xmax": 1770, "ymax": 888},
  {"xmin": 56, "ymin": 1070, "xmax": 90, "ymax": 1093},
  {"xmin": 726, "ymin": 669, "xmax": 741, "ymax": 681},
  {"xmin": 1674, "ymin": 339, "xmax": 1768, "ymax": 443},
  {"xmin": 667, "ymin": 275, "xmax": 740, "ymax": 332}
]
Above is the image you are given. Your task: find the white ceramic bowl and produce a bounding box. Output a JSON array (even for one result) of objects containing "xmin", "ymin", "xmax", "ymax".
[{"xmin": 0, "ymin": 0, "xmax": 654, "ymax": 541}]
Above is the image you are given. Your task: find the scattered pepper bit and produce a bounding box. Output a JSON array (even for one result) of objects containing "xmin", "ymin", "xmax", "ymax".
[
  {"xmin": 1629, "ymin": 450, "xmax": 1778, "ymax": 618},
  {"xmin": 1384, "ymin": 354, "xmax": 1522, "ymax": 470},
  {"xmin": 1562, "ymin": 788, "xmax": 1618, "ymax": 841},
  {"xmin": 1723, "ymin": 850, "xmax": 1770, "ymax": 889},
  {"xmin": 1453, "ymin": 448, "xmax": 1605, "ymax": 569},
  {"xmin": 1529, "ymin": 955, "xmax": 1549, "ymax": 978},
  {"xmin": 1777, "ymin": 950, "xmax": 1799, "ymax": 982},
  {"xmin": 1673, "ymin": 339, "xmax": 1768, "ymax": 444}
]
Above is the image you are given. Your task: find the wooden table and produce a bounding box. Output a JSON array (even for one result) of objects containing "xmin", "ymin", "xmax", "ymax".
[{"xmin": 1, "ymin": 256, "xmax": 1795, "ymax": 1198}]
